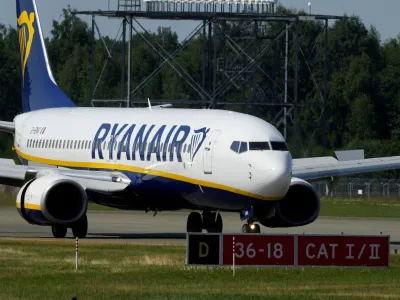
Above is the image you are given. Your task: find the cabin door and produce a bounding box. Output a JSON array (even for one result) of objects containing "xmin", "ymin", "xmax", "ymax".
[{"xmin": 203, "ymin": 130, "xmax": 221, "ymax": 174}]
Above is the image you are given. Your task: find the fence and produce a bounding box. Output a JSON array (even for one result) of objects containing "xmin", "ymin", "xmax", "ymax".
[{"xmin": 312, "ymin": 177, "xmax": 400, "ymax": 199}]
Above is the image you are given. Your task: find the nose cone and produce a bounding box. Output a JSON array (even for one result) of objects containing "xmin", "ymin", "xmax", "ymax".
[{"xmin": 256, "ymin": 152, "xmax": 292, "ymax": 198}]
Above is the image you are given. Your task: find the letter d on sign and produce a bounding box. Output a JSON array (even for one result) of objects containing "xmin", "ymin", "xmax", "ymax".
[
  {"xmin": 199, "ymin": 242, "xmax": 209, "ymax": 257},
  {"xmin": 187, "ymin": 234, "xmax": 220, "ymax": 265}
]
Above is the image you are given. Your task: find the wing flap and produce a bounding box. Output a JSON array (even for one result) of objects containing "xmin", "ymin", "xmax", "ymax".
[{"xmin": 293, "ymin": 156, "xmax": 400, "ymax": 180}]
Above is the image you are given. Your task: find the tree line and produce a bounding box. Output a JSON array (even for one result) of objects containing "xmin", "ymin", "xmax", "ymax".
[{"xmin": 1, "ymin": 5, "xmax": 400, "ymax": 178}]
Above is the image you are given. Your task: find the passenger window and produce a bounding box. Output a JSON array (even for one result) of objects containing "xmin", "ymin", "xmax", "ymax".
[
  {"xmin": 230, "ymin": 141, "xmax": 240, "ymax": 153},
  {"xmin": 184, "ymin": 144, "xmax": 187, "ymax": 153},
  {"xmin": 188, "ymin": 144, "xmax": 191, "ymax": 153},
  {"xmin": 239, "ymin": 142, "xmax": 248, "ymax": 153},
  {"xmin": 78, "ymin": 141, "xmax": 81, "ymax": 149},
  {"xmin": 38, "ymin": 140, "xmax": 42, "ymax": 148},
  {"xmin": 63, "ymin": 140, "xmax": 66, "ymax": 149},
  {"xmin": 74, "ymin": 141, "xmax": 77, "ymax": 149}
]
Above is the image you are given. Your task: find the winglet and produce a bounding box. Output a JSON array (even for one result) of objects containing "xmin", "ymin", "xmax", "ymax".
[{"xmin": 147, "ymin": 98, "xmax": 153, "ymax": 111}]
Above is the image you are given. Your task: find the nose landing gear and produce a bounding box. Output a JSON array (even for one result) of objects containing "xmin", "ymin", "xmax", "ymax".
[{"xmin": 241, "ymin": 221, "xmax": 261, "ymax": 233}]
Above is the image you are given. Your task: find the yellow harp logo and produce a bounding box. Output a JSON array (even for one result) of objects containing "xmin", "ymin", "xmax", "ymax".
[{"xmin": 17, "ymin": 11, "xmax": 35, "ymax": 86}]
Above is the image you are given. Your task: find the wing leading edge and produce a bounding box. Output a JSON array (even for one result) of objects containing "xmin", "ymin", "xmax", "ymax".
[
  {"xmin": 293, "ymin": 156, "xmax": 400, "ymax": 181},
  {"xmin": 0, "ymin": 159, "xmax": 131, "ymax": 192}
]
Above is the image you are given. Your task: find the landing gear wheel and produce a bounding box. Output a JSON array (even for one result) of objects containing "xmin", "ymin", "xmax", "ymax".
[
  {"xmin": 241, "ymin": 223, "xmax": 261, "ymax": 233},
  {"xmin": 71, "ymin": 215, "xmax": 88, "ymax": 238},
  {"xmin": 214, "ymin": 213, "xmax": 223, "ymax": 233},
  {"xmin": 187, "ymin": 212, "xmax": 202, "ymax": 232},
  {"xmin": 51, "ymin": 225, "xmax": 67, "ymax": 238},
  {"xmin": 207, "ymin": 213, "xmax": 223, "ymax": 233},
  {"xmin": 241, "ymin": 224, "xmax": 251, "ymax": 233}
]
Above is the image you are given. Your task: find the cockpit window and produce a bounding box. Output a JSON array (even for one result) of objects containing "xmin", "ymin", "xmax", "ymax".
[
  {"xmin": 239, "ymin": 142, "xmax": 248, "ymax": 153},
  {"xmin": 249, "ymin": 142, "xmax": 270, "ymax": 151},
  {"xmin": 271, "ymin": 141, "xmax": 288, "ymax": 151},
  {"xmin": 230, "ymin": 141, "xmax": 240, "ymax": 153},
  {"xmin": 231, "ymin": 141, "xmax": 248, "ymax": 154}
]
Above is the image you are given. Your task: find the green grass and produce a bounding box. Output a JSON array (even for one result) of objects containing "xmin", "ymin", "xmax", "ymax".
[
  {"xmin": 0, "ymin": 239, "xmax": 399, "ymax": 300},
  {"xmin": 0, "ymin": 191, "xmax": 14, "ymax": 208},
  {"xmin": 320, "ymin": 197, "xmax": 400, "ymax": 218}
]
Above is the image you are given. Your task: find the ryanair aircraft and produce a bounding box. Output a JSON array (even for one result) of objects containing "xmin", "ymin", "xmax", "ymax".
[{"xmin": 1, "ymin": 0, "xmax": 400, "ymax": 238}]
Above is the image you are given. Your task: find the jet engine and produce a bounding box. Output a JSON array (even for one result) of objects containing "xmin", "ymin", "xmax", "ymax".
[
  {"xmin": 17, "ymin": 175, "xmax": 88, "ymax": 226},
  {"xmin": 259, "ymin": 177, "xmax": 320, "ymax": 228}
]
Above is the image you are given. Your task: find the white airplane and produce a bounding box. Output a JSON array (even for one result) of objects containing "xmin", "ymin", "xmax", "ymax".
[{"xmin": 1, "ymin": 0, "xmax": 400, "ymax": 239}]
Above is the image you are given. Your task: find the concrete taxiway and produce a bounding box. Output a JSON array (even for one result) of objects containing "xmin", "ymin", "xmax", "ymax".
[{"xmin": 0, "ymin": 208, "xmax": 399, "ymax": 246}]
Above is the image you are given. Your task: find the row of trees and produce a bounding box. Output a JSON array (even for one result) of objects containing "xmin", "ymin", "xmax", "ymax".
[{"xmin": 1, "ymin": 5, "xmax": 400, "ymax": 176}]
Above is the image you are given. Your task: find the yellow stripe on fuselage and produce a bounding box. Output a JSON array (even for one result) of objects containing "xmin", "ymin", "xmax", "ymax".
[
  {"xmin": 15, "ymin": 148, "xmax": 280, "ymax": 201},
  {"xmin": 16, "ymin": 202, "xmax": 41, "ymax": 211}
]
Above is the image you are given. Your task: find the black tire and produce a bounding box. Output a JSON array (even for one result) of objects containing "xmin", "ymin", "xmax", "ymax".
[
  {"xmin": 52, "ymin": 225, "xmax": 67, "ymax": 238},
  {"xmin": 212, "ymin": 213, "xmax": 223, "ymax": 233},
  {"xmin": 187, "ymin": 212, "xmax": 202, "ymax": 232},
  {"xmin": 207, "ymin": 213, "xmax": 223, "ymax": 233},
  {"xmin": 241, "ymin": 224, "xmax": 250, "ymax": 233},
  {"xmin": 254, "ymin": 224, "xmax": 261, "ymax": 233},
  {"xmin": 72, "ymin": 215, "xmax": 88, "ymax": 238}
]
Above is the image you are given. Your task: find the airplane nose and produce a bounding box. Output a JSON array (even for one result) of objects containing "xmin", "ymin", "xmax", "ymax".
[{"xmin": 255, "ymin": 152, "xmax": 292, "ymax": 198}]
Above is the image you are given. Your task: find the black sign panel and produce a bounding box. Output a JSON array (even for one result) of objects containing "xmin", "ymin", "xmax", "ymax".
[{"xmin": 187, "ymin": 234, "xmax": 220, "ymax": 265}]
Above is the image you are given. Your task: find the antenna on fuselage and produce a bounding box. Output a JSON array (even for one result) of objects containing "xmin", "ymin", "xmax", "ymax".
[{"xmin": 147, "ymin": 98, "xmax": 153, "ymax": 111}]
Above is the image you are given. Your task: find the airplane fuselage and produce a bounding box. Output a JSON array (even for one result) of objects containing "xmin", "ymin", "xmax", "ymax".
[{"xmin": 13, "ymin": 107, "xmax": 292, "ymax": 211}]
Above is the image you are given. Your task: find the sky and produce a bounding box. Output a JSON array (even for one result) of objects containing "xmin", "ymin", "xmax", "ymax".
[{"xmin": 1, "ymin": 0, "xmax": 399, "ymax": 43}]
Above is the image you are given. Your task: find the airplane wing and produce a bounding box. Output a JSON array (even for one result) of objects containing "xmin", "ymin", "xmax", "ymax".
[
  {"xmin": 0, "ymin": 159, "xmax": 131, "ymax": 193},
  {"xmin": 293, "ymin": 156, "xmax": 400, "ymax": 181}
]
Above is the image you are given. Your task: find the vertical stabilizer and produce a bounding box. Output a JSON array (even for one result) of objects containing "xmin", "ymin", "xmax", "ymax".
[{"xmin": 16, "ymin": 0, "xmax": 76, "ymax": 112}]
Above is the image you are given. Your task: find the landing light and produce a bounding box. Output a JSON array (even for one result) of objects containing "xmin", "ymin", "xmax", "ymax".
[
  {"xmin": 112, "ymin": 177, "xmax": 122, "ymax": 182},
  {"xmin": 250, "ymin": 224, "xmax": 255, "ymax": 230}
]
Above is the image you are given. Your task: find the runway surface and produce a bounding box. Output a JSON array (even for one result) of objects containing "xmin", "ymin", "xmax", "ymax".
[{"xmin": 0, "ymin": 208, "xmax": 399, "ymax": 246}]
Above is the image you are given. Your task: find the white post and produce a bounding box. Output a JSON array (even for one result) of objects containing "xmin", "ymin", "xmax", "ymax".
[
  {"xmin": 233, "ymin": 236, "xmax": 235, "ymax": 276},
  {"xmin": 75, "ymin": 237, "xmax": 79, "ymax": 271}
]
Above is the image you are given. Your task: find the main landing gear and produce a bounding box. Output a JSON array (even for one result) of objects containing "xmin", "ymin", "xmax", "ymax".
[
  {"xmin": 187, "ymin": 210, "xmax": 223, "ymax": 233},
  {"xmin": 51, "ymin": 215, "xmax": 88, "ymax": 239}
]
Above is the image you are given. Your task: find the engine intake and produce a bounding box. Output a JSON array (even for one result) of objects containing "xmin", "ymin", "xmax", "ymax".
[
  {"xmin": 17, "ymin": 175, "xmax": 88, "ymax": 226},
  {"xmin": 259, "ymin": 177, "xmax": 320, "ymax": 228}
]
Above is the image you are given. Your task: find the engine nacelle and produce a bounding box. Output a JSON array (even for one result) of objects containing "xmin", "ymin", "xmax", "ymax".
[
  {"xmin": 17, "ymin": 175, "xmax": 88, "ymax": 226},
  {"xmin": 259, "ymin": 177, "xmax": 320, "ymax": 228}
]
